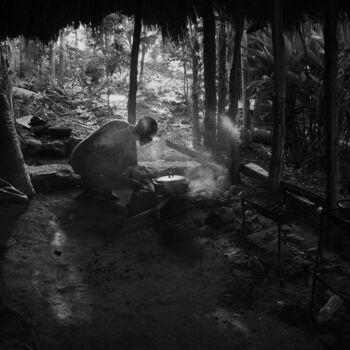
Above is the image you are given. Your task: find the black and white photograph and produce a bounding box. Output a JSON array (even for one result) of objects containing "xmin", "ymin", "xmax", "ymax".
[{"xmin": 0, "ymin": 1, "xmax": 349, "ymax": 349}]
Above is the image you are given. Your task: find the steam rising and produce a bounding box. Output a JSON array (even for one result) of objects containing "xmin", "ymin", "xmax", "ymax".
[
  {"xmin": 221, "ymin": 116, "xmax": 241, "ymax": 144},
  {"xmin": 186, "ymin": 165, "xmax": 227, "ymax": 196}
]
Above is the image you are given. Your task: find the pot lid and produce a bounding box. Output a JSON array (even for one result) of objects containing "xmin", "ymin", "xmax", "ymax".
[{"xmin": 156, "ymin": 174, "xmax": 187, "ymax": 183}]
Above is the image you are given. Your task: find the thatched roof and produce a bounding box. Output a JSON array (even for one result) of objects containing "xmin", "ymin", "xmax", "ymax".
[{"xmin": 1, "ymin": 0, "xmax": 349, "ymax": 43}]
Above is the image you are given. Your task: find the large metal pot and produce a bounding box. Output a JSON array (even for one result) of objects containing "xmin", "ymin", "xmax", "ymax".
[{"xmin": 152, "ymin": 174, "xmax": 190, "ymax": 197}]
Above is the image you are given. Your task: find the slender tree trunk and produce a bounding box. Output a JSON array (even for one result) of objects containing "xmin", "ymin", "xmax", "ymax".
[
  {"xmin": 203, "ymin": 8, "xmax": 217, "ymax": 151},
  {"xmin": 217, "ymin": 19, "xmax": 227, "ymax": 150},
  {"xmin": 228, "ymin": 16, "xmax": 244, "ymax": 122},
  {"xmin": 191, "ymin": 24, "xmax": 200, "ymax": 148},
  {"xmin": 106, "ymin": 73, "xmax": 110, "ymax": 112},
  {"xmin": 139, "ymin": 43, "xmax": 146, "ymax": 82},
  {"xmin": 269, "ymin": 0, "xmax": 286, "ymax": 189},
  {"xmin": 19, "ymin": 36, "xmax": 25, "ymax": 79},
  {"xmin": 49, "ymin": 42, "xmax": 55, "ymax": 80},
  {"xmin": 324, "ymin": 0, "xmax": 339, "ymax": 213},
  {"xmin": 57, "ymin": 29, "xmax": 66, "ymax": 87},
  {"xmin": 127, "ymin": 14, "xmax": 142, "ymax": 125},
  {"xmin": 75, "ymin": 29, "xmax": 79, "ymax": 48},
  {"xmin": 241, "ymin": 20, "xmax": 250, "ymax": 139},
  {"xmin": 182, "ymin": 44, "xmax": 189, "ymax": 100},
  {"xmin": 0, "ymin": 93, "xmax": 34, "ymax": 196}
]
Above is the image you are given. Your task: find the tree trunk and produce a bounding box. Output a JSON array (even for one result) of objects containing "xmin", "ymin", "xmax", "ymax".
[
  {"xmin": 75, "ymin": 29, "xmax": 79, "ymax": 48},
  {"xmin": 203, "ymin": 8, "xmax": 217, "ymax": 151},
  {"xmin": 139, "ymin": 43, "xmax": 146, "ymax": 82},
  {"xmin": 0, "ymin": 93, "xmax": 34, "ymax": 196},
  {"xmin": 191, "ymin": 24, "xmax": 200, "ymax": 148},
  {"xmin": 324, "ymin": 0, "xmax": 339, "ymax": 212},
  {"xmin": 217, "ymin": 19, "xmax": 227, "ymax": 150},
  {"xmin": 269, "ymin": 0, "xmax": 286, "ymax": 189},
  {"xmin": 19, "ymin": 36, "xmax": 25, "ymax": 79},
  {"xmin": 127, "ymin": 14, "xmax": 142, "ymax": 125},
  {"xmin": 57, "ymin": 29, "xmax": 66, "ymax": 87},
  {"xmin": 241, "ymin": 20, "xmax": 250, "ymax": 139},
  {"xmin": 228, "ymin": 16, "xmax": 244, "ymax": 122},
  {"xmin": 182, "ymin": 44, "xmax": 188, "ymax": 100},
  {"xmin": 49, "ymin": 42, "xmax": 55, "ymax": 80}
]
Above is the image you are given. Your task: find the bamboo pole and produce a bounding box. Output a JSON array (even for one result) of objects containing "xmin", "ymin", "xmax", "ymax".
[
  {"xmin": 324, "ymin": 0, "xmax": 339, "ymax": 212},
  {"xmin": 269, "ymin": 0, "xmax": 286, "ymax": 189},
  {"xmin": 127, "ymin": 14, "xmax": 142, "ymax": 125},
  {"xmin": 203, "ymin": 7, "xmax": 217, "ymax": 152}
]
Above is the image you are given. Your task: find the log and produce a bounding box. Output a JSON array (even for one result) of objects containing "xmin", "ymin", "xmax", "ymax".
[
  {"xmin": 118, "ymin": 199, "xmax": 169, "ymax": 233},
  {"xmin": 165, "ymin": 139, "xmax": 225, "ymax": 172},
  {"xmin": 13, "ymin": 87, "xmax": 41, "ymax": 100},
  {"xmin": 239, "ymin": 162, "xmax": 325, "ymax": 207}
]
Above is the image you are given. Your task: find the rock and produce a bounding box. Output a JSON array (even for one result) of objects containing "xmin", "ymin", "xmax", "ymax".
[
  {"xmin": 22, "ymin": 138, "xmax": 43, "ymax": 156},
  {"xmin": 318, "ymin": 334, "xmax": 337, "ymax": 348},
  {"xmin": 43, "ymin": 140, "xmax": 67, "ymax": 158},
  {"xmin": 248, "ymin": 256, "xmax": 265, "ymax": 274},
  {"xmin": 27, "ymin": 164, "xmax": 78, "ymax": 192}
]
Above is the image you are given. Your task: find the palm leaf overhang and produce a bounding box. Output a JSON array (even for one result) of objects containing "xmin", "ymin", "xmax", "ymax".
[{"xmin": 0, "ymin": 0, "xmax": 350, "ymax": 44}]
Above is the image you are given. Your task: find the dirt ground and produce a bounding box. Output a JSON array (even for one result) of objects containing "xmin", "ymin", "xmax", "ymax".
[
  {"xmin": 2, "ymin": 73, "xmax": 348, "ymax": 349},
  {"xmin": 2, "ymin": 187, "xmax": 326, "ymax": 350}
]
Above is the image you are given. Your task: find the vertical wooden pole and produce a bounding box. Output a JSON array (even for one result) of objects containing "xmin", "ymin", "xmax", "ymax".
[
  {"xmin": 269, "ymin": 0, "xmax": 286, "ymax": 189},
  {"xmin": 324, "ymin": 0, "xmax": 339, "ymax": 248},
  {"xmin": 217, "ymin": 18, "xmax": 227, "ymax": 150},
  {"xmin": 127, "ymin": 14, "xmax": 142, "ymax": 125},
  {"xmin": 191, "ymin": 23, "xmax": 201, "ymax": 148},
  {"xmin": 228, "ymin": 16, "xmax": 244, "ymax": 122},
  {"xmin": 324, "ymin": 0, "xmax": 339, "ymax": 211},
  {"xmin": 241, "ymin": 18, "xmax": 250, "ymax": 139},
  {"xmin": 203, "ymin": 7, "xmax": 217, "ymax": 152}
]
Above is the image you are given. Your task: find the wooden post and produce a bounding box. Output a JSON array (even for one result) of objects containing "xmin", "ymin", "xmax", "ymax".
[
  {"xmin": 269, "ymin": 0, "xmax": 286, "ymax": 189},
  {"xmin": 324, "ymin": 0, "xmax": 339, "ymax": 211},
  {"xmin": 203, "ymin": 7, "xmax": 217, "ymax": 152},
  {"xmin": 127, "ymin": 14, "xmax": 142, "ymax": 125},
  {"xmin": 57, "ymin": 29, "xmax": 66, "ymax": 87},
  {"xmin": 324, "ymin": 0, "xmax": 339, "ymax": 248},
  {"xmin": 191, "ymin": 23, "xmax": 200, "ymax": 148},
  {"xmin": 228, "ymin": 16, "xmax": 244, "ymax": 122},
  {"xmin": 217, "ymin": 18, "xmax": 227, "ymax": 150},
  {"xmin": 241, "ymin": 18, "xmax": 250, "ymax": 139}
]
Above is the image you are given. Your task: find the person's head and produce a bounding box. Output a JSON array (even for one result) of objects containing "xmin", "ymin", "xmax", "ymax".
[{"xmin": 134, "ymin": 117, "xmax": 158, "ymax": 145}]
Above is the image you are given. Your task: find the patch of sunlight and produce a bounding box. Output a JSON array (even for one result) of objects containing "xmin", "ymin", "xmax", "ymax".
[
  {"xmin": 51, "ymin": 231, "xmax": 66, "ymax": 248},
  {"xmin": 50, "ymin": 293, "xmax": 73, "ymax": 321},
  {"xmin": 209, "ymin": 308, "xmax": 251, "ymax": 337},
  {"xmin": 102, "ymin": 93, "xmax": 127, "ymax": 105}
]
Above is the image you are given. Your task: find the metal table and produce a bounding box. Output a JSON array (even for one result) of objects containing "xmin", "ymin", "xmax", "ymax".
[
  {"xmin": 241, "ymin": 189, "xmax": 314, "ymax": 282},
  {"xmin": 311, "ymin": 207, "xmax": 350, "ymax": 307}
]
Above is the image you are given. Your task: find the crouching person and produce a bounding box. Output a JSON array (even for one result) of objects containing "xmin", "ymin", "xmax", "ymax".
[{"xmin": 71, "ymin": 116, "xmax": 158, "ymax": 198}]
